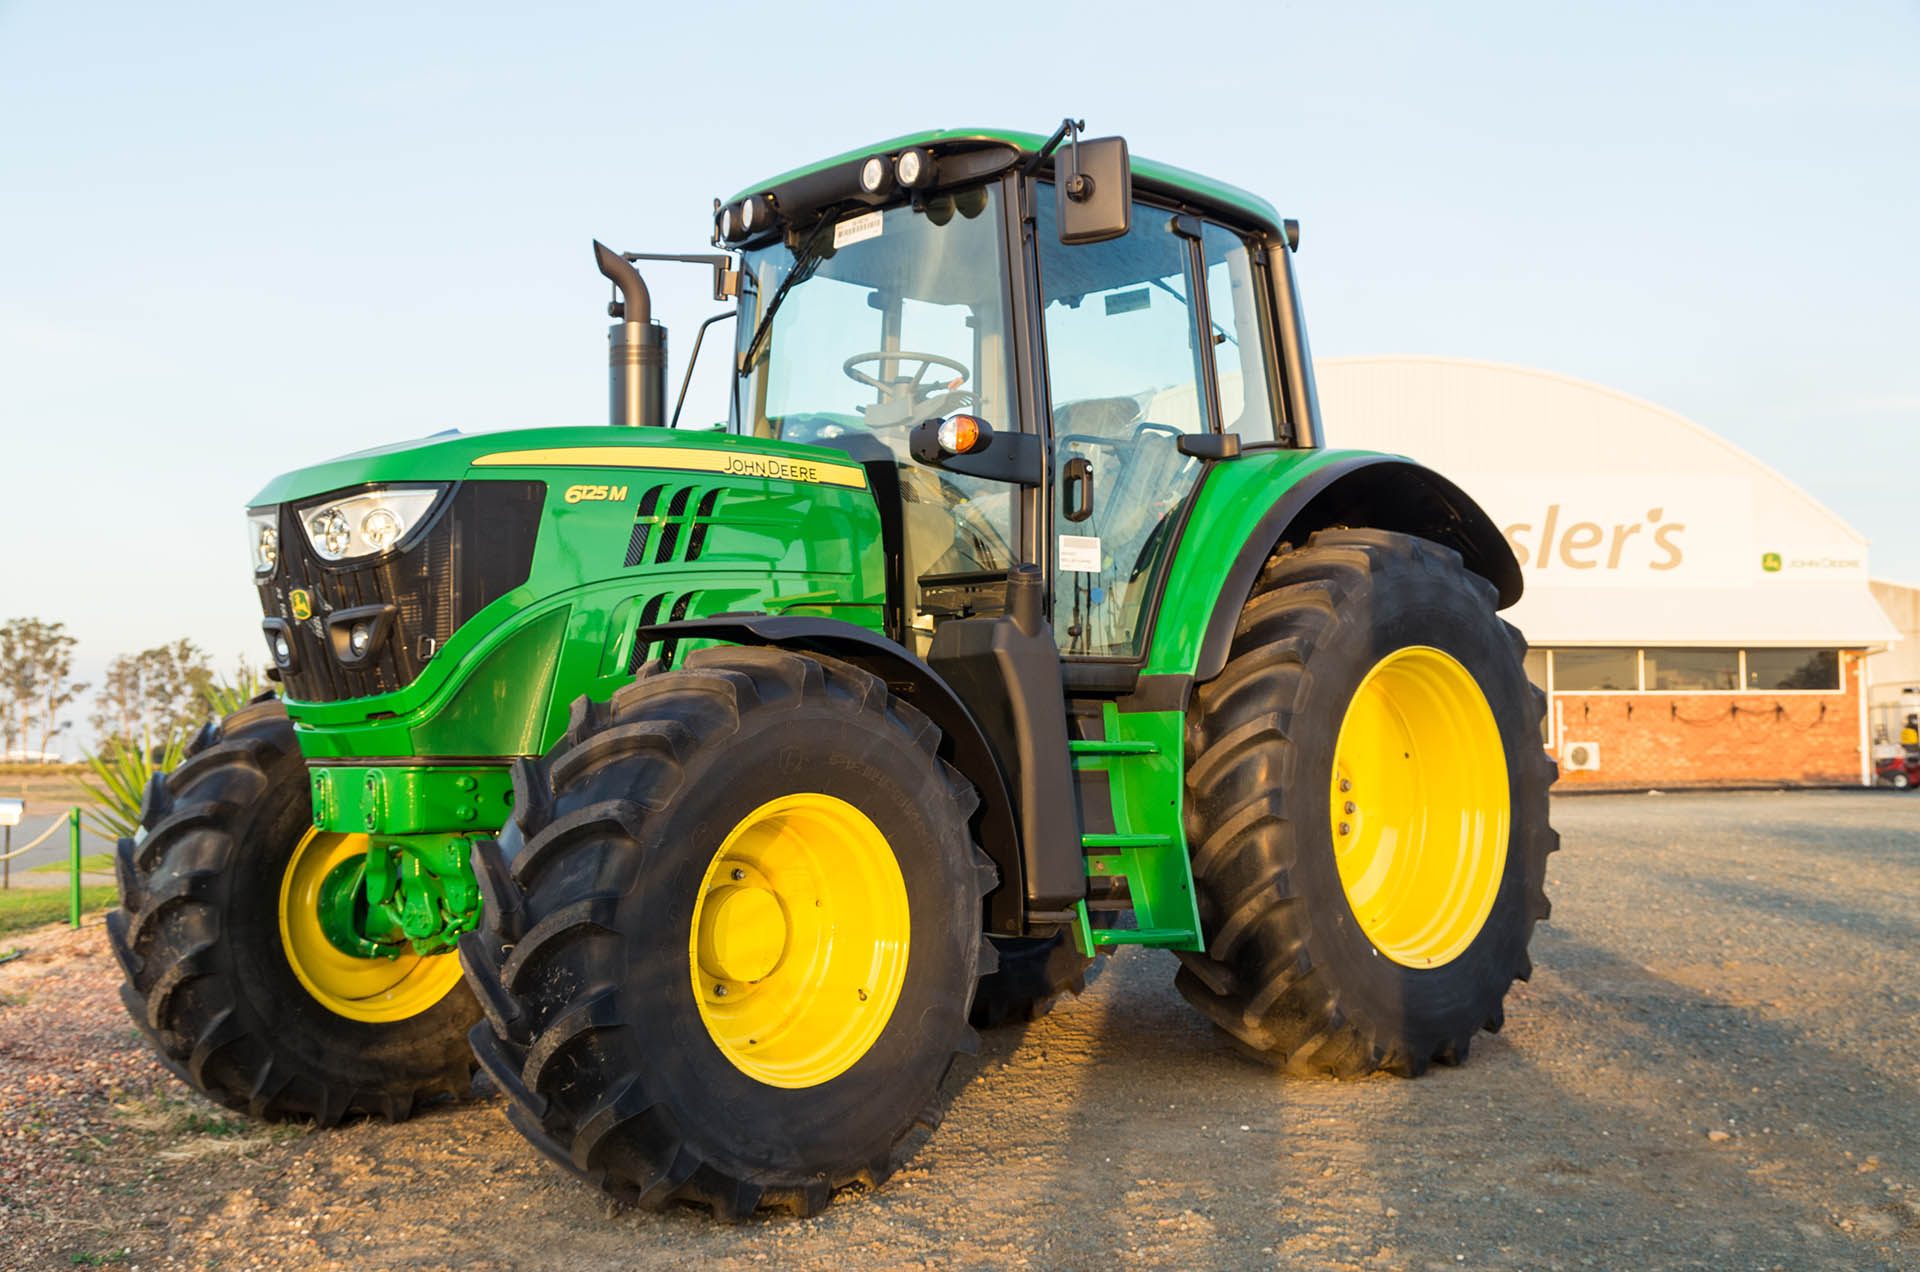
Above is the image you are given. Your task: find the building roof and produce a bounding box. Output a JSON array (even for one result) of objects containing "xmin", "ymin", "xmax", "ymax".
[{"xmin": 1315, "ymin": 356, "xmax": 1897, "ymax": 649}]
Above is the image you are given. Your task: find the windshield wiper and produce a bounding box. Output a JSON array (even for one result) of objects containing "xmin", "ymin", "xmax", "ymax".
[{"xmin": 736, "ymin": 217, "xmax": 836, "ymax": 376}]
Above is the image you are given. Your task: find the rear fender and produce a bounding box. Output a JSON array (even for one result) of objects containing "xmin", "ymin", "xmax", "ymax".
[{"xmin": 1195, "ymin": 456, "xmax": 1521, "ymax": 682}]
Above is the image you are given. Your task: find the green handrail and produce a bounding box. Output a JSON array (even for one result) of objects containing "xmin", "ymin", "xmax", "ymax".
[{"xmin": 69, "ymin": 806, "xmax": 82, "ymax": 929}]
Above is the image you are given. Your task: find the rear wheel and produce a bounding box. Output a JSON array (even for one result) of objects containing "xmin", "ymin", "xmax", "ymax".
[
  {"xmin": 460, "ymin": 648, "xmax": 995, "ymax": 1217},
  {"xmin": 106, "ymin": 698, "xmax": 479, "ymax": 1122},
  {"xmin": 1177, "ymin": 529, "xmax": 1556, "ymax": 1076}
]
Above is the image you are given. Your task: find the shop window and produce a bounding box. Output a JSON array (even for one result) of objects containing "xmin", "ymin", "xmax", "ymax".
[
  {"xmin": 1745, "ymin": 648, "xmax": 1840, "ymax": 691},
  {"xmin": 1644, "ymin": 648, "xmax": 1738, "ymax": 692},
  {"xmin": 1550, "ymin": 648, "xmax": 1638, "ymax": 692}
]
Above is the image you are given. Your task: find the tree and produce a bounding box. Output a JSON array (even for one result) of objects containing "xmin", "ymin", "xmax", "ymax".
[
  {"xmin": 89, "ymin": 639, "xmax": 217, "ymax": 754},
  {"xmin": 0, "ymin": 617, "xmax": 87, "ymax": 760}
]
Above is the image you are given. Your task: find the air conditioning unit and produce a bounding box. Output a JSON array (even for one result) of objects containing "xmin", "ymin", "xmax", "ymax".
[{"xmin": 1562, "ymin": 740, "xmax": 1601, "ymax": 772}]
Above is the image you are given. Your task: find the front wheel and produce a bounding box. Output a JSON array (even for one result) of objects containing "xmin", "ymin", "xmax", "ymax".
[
  {"xmin": 460, "ymin": 648, "xmax": 996, "ymax": 1217},
  {"xmin": 106, "ymin": 698, "xmax": 479, "ymax": 1123},
  {"xmin": 1178, "ymin": 529, "xmax": 1557, "ymax": 1076}
]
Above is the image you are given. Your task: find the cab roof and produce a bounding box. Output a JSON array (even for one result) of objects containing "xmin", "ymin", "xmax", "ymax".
[{"xmin": 725, "ymin": 127, "xmax": 1285, "ymax": 240}]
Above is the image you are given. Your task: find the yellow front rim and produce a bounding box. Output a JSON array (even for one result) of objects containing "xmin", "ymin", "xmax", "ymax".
[
  {"xmin": 1330, "ymin": 646, "xmax": 1510, "ymax": 968},
  {"xmin": 690, "ymin": 794, "xmax": 910, "ymax": 1089},
  {"xmin": 278, "ymin": 828, "xmax": 465, "ymax": 1023}
]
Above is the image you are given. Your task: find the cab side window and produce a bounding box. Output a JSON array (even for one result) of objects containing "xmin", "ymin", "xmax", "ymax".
[{"xmin": 1200, "ymin": 222, "xmax": 1279, "ymax": 444}]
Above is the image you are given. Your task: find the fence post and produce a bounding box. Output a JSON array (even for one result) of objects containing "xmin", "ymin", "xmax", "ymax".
[{"xmin": 69, "ymin": 806, "xmax": 82, "ymax": 928}]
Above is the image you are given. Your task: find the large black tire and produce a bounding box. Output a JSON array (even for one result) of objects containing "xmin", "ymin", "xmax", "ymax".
[
  {"xmin": 970, "ymin": 934, "xmax": 1103, "ymax": 1028},
  {"xmin": 459, "ymin": 648, "xmax": 996, "ymax": 1218},
  {"xmin": 105, "ymin": 697, "xmax": 480, "ymax": 1123},
  {"xmin": 1176, "ymin": 529, "xmax": 1557, "ymax": 1077}
]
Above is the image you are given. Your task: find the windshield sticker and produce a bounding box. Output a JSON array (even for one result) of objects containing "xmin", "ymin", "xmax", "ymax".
[
  {"xmin": 1105, "ymin": 288, "xmax": 1150, "ymax": 316},
  {"xmin": 833, "ymin": 211, "xmax": 883, "ymax": 250},
  {"xmin": 1059, "ymin": 535, "xmax": 1103, "ymax": 573}
]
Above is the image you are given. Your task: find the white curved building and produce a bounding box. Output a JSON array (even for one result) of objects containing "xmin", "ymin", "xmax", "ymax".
[{"xmin": 1316, "ymin": 356, "xmax": 1897, "ymax": 787}]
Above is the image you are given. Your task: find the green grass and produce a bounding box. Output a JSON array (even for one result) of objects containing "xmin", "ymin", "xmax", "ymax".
[
  {"xmin": 28, "ymin": 852, "xmax": 114, "ymax": 874},
  {"xmin": 0, "ymin": 885, "xmax": 118, "ymax": 934}
]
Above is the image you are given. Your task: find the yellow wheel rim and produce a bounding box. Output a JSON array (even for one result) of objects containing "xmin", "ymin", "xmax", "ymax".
[
  {"xmin": 1330, "ymin": 646, "xmax": 1510, "ymax": 968},
  {"xmin": 278, "ymin": 828, "xmax": 465, "ymax": 1023},
  {"xmin": 689, "ymin": 794, "xmax": 910, "ymax": 1089}
]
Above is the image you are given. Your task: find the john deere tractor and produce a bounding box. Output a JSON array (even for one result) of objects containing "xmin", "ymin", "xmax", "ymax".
[{"xmin": 109, "ymin": 122, "xmax": 1555, "ymax": 1217}]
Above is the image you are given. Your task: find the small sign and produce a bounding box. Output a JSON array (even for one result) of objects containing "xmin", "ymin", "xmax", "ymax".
[
  {"xmin": 1059, "ymin": 535, "xmax": 1102, "ymax": 573},
  {"xmin": 0, "ymin": 798, "xmax": 23, "ymax": 828},
  {"xmin": 833, "ymin": 211, "xmax": 883, "ymax": 250}
]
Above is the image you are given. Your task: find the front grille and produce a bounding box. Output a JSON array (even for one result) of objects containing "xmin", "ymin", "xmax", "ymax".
[{"xmin": 259, "ymin": 481, "xmax": 544, "ymax": 703}]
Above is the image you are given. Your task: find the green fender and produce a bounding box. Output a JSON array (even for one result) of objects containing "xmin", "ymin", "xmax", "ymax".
[{"xmin": 1144, "ymin": 448, "xmax": 1522, "ymax": 685}]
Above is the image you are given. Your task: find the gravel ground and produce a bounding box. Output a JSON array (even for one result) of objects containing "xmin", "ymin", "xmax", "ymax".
[{"xmin": 2, "ymin": 789, "xmax": 1916, "ymax": 1271}]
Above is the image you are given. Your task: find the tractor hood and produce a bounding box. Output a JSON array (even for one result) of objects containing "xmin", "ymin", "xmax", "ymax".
[{"xmin": 246, "ymin": 426, "xmax": 870, "ymax": 509}]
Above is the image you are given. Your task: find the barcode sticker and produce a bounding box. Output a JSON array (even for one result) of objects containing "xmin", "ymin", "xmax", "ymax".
[{"xmin": 833, "ymin": 211, "xmax": 883, "ymax": 249}]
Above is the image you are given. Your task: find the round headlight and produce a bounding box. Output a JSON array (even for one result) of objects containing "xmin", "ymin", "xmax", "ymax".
[
  {"xmin": 308, "ymin": 508, "xmax": 350, "ymax": 559},
  {"xmin": 257, "ymin": 525, "xmax": 278, "ymax": 571},
  {"xmin": 361, "ymin": 507, "xmax": 403, "ymax": 552},
  {"xmin": 896, "ymin": 147, "xmax": 936, "ymax": 190},
  {"xmin": 349, "ymin": 624, "xmax": 372, "ymax": 655},
  {"xmin": 860, "ymin": 155, "xmax": 894, "ymax": 195},
  {"xmin": 273, "ymin": 634, "xmax": 291, "ymax": 661},
  {"xmin": 739, "ymin": 194, "xmax": 775, "ymax": 235}
]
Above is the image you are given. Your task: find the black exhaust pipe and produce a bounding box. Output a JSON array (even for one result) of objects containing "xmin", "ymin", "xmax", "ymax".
[{"xmin": 593, "ymin": 240, "xmax": 667, "ymax": 428}]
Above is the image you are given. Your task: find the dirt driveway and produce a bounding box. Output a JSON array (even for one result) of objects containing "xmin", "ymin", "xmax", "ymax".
[{"xmin": 3, "ymin": 790, "xmax": 1916, "ymax": 1271}]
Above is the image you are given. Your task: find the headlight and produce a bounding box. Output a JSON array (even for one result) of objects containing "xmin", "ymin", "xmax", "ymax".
[
  {"xmin": 248, "ymin": 510, "xmax": 279, "ymax": 574},
  {"xmin": 896, "ymin": 147, "xmax": 936, "ymax": 190},
  {"xmin": 860, "ymin": 154, "xmax": 895, "ymax": 196},
  {"xmin": 295, "ymin": 485, "xmax": 444, "ymax": 562}
]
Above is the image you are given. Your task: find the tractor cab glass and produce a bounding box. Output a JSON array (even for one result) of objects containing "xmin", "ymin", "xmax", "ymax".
[
  {"xmin": 1036, "ymin": 190, "xmax": 1213, "ymax": 657},
  {"xmin": 733, "ymin": 189, "xmax": 1018, "ymax": 650},
  {"xmin": 1036, "ymin": 196, "xmax": 1284, "ymax": 656}
]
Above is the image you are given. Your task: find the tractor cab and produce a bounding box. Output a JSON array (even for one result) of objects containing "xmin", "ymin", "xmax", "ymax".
[{"xmin": 718, "ymin": 124, "xmax": 1317, "ymax": 662}]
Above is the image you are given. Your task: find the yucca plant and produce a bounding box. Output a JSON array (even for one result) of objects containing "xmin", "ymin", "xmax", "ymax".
[
  {"xmin": 203, "ymin": 666, "xmax": 272, "ymax": 719},
  {"xmin": 72, "ymin": 731, "xmax": 187, "ymax": 842}
]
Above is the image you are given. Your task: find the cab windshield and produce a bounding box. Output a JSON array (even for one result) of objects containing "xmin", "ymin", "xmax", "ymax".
[{"xmin": 733, "ymin": 187, "xmax": 1017, "ymax": 622}]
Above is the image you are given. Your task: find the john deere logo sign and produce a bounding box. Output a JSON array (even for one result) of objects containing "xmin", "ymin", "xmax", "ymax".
[
  {"xmin": 1761, "ymin": 552, "xmax": 1782, "ymax": 573},
  {"xmin": 289, "ymin": 589, "xmax": 313, "ymax": 620}
]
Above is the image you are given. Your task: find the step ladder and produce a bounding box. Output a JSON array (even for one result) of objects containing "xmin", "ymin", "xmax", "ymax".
[{"xmin": 1066, "ymin": 709, "xmax": 1205, "ymax": 955}]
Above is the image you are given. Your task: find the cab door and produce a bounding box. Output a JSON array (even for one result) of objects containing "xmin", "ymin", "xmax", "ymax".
[{"xmin": 1032, "ymin": 193, "xmax": 1217, "ymax": 659}]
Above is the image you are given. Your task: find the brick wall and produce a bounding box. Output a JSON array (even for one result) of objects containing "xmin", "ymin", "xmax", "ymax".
[{"xmin": 1550, "ymin": 651, "xmax": 1864, "ymax": 788}]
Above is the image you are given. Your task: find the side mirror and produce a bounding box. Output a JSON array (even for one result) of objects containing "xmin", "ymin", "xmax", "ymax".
[
  {"xmin": 909, "ymin": 415, "xmax": 1043, "ymax": 487},
  {"xmin": 1057, "ymin": 137, "xmax": 1131, "ymax": 245}
]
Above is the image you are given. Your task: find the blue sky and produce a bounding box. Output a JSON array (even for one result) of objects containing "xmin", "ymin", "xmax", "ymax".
[{"xmin": 2, "ymin": 1, "xmax": 1915, "ymax": 748}]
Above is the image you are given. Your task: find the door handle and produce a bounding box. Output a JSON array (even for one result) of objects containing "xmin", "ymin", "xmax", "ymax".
[{"xmin": 1062, "ymin": 456, "xmax": 1093, "ymax": 523}]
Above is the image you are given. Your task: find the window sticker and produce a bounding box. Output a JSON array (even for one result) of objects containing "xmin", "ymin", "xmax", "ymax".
[
  {"xmin": 1059, "ymin": 535, "xmax": 1102, "ymax": 573},
  {"xmin": 833, "ymin": 211, "xmax": 883, "ymax": 249}
]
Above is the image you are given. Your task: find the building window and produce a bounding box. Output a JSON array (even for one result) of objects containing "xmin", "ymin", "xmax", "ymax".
[
  {"xmin": 1745, "ymin": 648, "xmax": 1840, "ymax": 692},
  {"xmin": 1551, "ymin": 648, "xmax": 1638, "ymax": 691},
  {"xmin": 1644, "ymin": 648, "xmax": 1739, "ymax": 691}
]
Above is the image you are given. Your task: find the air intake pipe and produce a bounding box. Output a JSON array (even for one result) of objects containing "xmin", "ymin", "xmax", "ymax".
[{"xmin": 593, "ymin": 240, "xmax": 667, "ymax": 428}]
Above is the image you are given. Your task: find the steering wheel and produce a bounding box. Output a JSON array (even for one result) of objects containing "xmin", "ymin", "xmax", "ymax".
[{"xmin": 843, "ymin": 351, "xmax": 971, "ymax": 402}]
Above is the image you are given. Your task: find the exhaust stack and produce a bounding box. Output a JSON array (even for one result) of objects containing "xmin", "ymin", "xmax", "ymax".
[{"xmin": 593, "ymin": 240, "xmax": 667, "ymax": 428}]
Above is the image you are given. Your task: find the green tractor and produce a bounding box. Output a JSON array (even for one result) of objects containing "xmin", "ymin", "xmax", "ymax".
[{"xmin": 108, "ymin": 122, "xmax": 1555, "ymax": 1217}]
